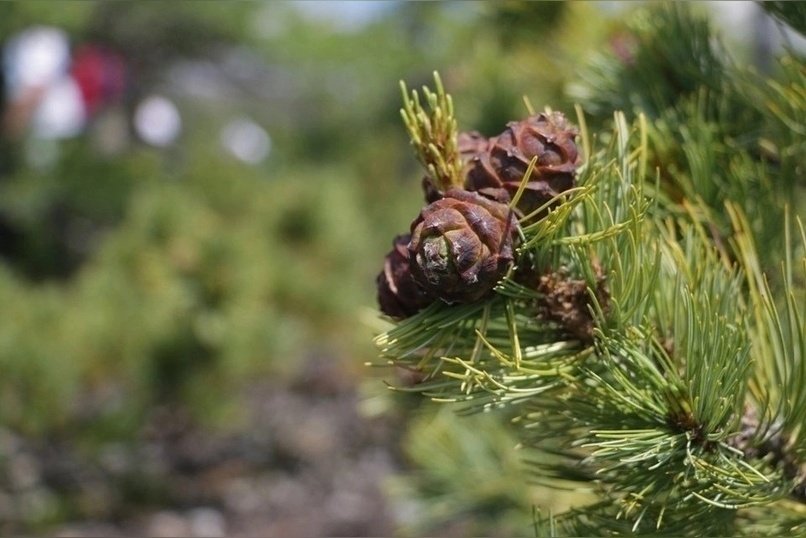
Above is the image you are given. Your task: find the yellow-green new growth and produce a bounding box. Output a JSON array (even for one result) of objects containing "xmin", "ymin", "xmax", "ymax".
[{"xmin": 400, "ymin": 71, "xmax": 463, "ymax": 192}]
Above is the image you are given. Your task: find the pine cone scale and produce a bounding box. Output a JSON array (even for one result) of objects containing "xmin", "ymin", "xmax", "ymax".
[{"xmin": 376, "ymin": 234, "xmax": 434, "ymax": 319}]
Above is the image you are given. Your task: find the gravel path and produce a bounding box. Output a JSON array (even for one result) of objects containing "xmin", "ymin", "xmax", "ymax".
[{"xmin": 0, "ymin": 355, "xmax": 404, "ymax": 536}]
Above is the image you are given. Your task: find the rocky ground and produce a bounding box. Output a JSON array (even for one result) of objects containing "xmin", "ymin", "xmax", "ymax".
[{"xmin": 0, "ymin": 355, "xmax": 406, "ymax": 536}]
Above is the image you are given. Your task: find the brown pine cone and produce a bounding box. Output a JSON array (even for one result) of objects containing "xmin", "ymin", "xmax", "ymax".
[
  {"xmin": 409, "ymin": 189, "xmax": 515, "ymax": 304},
  {"xmin": 421, "ymin": 130, "xmax": 492, "ymax": 203},
  {"xmin": 458, "ymin": 130, "xmax": 490, "ymax": 160},
  {"xmin": 421, "ymin": 176, "xmax": 443, "ymax": 204},
  {"xmin": 377, "ymin": 234, "xmax": 433, "ymax": 319},
  {"xmin": 465, "ymin": 112, "xmax": 580, "ymax": 218}
]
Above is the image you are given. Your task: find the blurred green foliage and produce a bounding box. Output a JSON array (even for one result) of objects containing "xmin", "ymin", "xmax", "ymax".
[
  {"xmin": 0, "ymin": 156, "xmax": 379, "ymax": 434},
  {"xmin": 0, "ymin": 1, "xmax": 635, "ymax": 532},
  {"xmin": 0, "ymin": 1, "xmax": 610, "ymax": 433},
  {"xmin": 0, "ymin": 1, "xmax": 421, "ymax": 440},
  {"xmin": 387, "ymin": 407, "xmax": 590, "ymax": 537},
  {"xmin": 390, "ymin": 409, "xmax": 536, "ymax": 537}
]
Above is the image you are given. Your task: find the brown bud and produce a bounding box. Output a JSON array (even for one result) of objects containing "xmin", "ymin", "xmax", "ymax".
[
  {"xmin": 409, "ymin": 189, "xmax": 515, "ymax": 304},
  {"xmin": 377, "ymin": 234, "xmax": 433, "ymax": 319}
]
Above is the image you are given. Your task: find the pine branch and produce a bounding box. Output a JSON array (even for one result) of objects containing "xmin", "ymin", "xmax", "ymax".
[
  {"xmin": 728, "ymin": 206, "xmax": 806, "ymax": 500},
  {"xmin": 376, "ymin": 10, "xmax": 805, "ymax": 530},
  {"xmin": 376, "ymin": 112, "xmax": 652, "ymax": 410},
  {"xmin": 377, "ymin": 103, "xmax": 805, "ymax": 531},
  {"xmin": 568, "ymin": 4, "xmax": 726, "ymax": 119},
  {"xmin": 571, "ymin": 3, "xmax": 805, "ymax": 269}
]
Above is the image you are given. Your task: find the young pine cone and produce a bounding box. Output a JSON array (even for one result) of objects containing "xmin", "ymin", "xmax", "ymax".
[
  {"xmin": 409, "ymin": 189, "xmax": 515, "ymax": 304},
  {"xmin": 377, "ymin": 234, "xmax": 434, "ymax": 319},
  {"xmin": 421, "ymin": 130, "xmax": 492, "ymax": 203},
  {"xmin": 465, "ymin": 112, "xmax": 579, "ymax": 217},
  {"xmin": 458, "ymin": 130, "xmax": 490, "ymax": 160}
]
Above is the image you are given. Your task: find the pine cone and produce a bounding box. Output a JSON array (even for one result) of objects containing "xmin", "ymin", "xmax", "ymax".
[
  {"xmin": 458, "ymin": 130, "xmax": 490, "ymax": 159},
  {"xmin": 409, "ymin": 189, "xmax": 515, "ymax": 304},
  {"xmin": 421, "ymin": 130, "xmax": 492, "ymax": 203},
  {"xmin": 377, "ymin": 234, "xmax": 433, "ymax": 319},
  {"xmin": 466, "ymin": 112, "xmax": 579, "ymax": 217},
  {"xmin": 421, "ymin": 176, "xmax": 442, "ymax": 204}
]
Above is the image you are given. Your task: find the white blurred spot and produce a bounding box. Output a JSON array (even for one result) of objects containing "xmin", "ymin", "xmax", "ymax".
[
  {"xmin": 188, "ymin": 507, "xmax": 226, "ymax": 537},
  {"xmin": 31, "ymin": 76, "xmax": 86, "ymax": 139},
  {"xmin": 220, "ymin": 118, "xmax": 271, "ymax": 164},
  {"xmin": 3, "ymin": 26, "xmax": 70, "ymax": 98},
  {"xmin": 134, "ymin": 95, "xmax": 182, "ymax": 147}
]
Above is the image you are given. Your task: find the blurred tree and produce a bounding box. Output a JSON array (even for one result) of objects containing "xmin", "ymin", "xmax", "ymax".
[{"xmin": 0, "ymin": 3, "xmax": 438, "ymax": 530}]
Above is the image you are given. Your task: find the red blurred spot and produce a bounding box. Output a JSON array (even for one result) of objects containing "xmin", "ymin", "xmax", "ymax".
[{"xmin": 71, "ymin": 45, "xmax": 127, "ymax": 117}]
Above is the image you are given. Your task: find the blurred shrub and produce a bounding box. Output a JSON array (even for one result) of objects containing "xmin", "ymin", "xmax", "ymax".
[
  {"xmin": 0, "ymin": 1, "xmax": 624, "ymax": 531},
  {"xmin": 0, "ymin": 151, "xmax": 399, "ymax": 437},
  {"xmin": 0, "ymin": 140, "xmax": 162, "ymax": 278},
  {"xmin": 0, "ymin": 0, "xmax": 433, "ymax": 446}
]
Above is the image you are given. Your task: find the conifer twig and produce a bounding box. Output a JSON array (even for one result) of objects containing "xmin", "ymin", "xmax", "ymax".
[{"xmin": 400, "ymin": 71, "xmax": 463, "ymax": 192}]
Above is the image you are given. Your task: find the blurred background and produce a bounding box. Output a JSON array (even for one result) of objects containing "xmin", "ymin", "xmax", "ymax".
[{"xmin": 0, "ymin": 2, "xmax": 798, "ymax": 536}]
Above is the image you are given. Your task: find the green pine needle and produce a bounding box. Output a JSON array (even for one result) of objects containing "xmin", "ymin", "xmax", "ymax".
[{"xmin": 400, "ymin": 71, "xmax": 463, "ymax": 192}]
